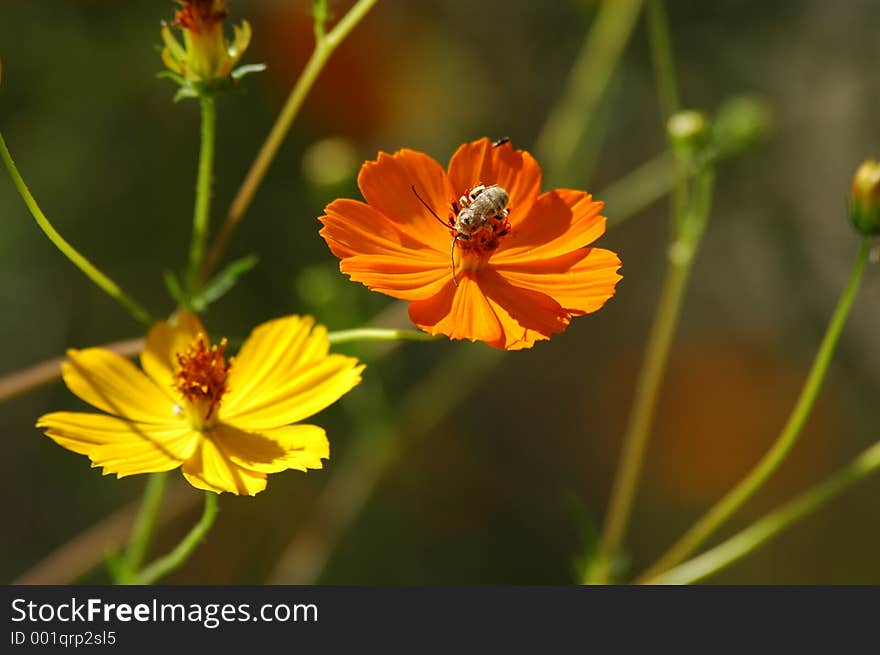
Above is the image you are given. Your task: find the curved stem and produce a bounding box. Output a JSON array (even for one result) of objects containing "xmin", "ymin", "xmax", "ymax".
[
  {"xmin": 0, "ymin": 132, "xmax": 152, "ymax": 327},
  {"xmin": 187, "ymin": 95, "xmax": 217, "ymax": 292},
  {"xmin": 130, "ymin": 492, "xmax": 218, "ymax": 585},
  {"xmin": 117, "ymin": 472, "xmax": 169, "ymax": 582},
  {"xmin": 638, "ymin": 237, "xmax": 872, "ymax": 582},
  {"xmin": 200, "ymin": 0, "xmax": 378, "ymax": 282},
  {"xmin": 646, "ymin": 437, "xmax": 880, "ymax": 585},
  {"xmin": 327, "ymin": 328, "xmax": 441, "ymax": 345},
  {"xmin": 533, "ymin": 0, "xmax": 644, "ymax": 185}
]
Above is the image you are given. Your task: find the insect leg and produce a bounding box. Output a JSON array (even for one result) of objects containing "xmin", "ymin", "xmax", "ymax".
[{"xmin": 451, "ymin": 236, "xmax": 459, "ymax": 287}]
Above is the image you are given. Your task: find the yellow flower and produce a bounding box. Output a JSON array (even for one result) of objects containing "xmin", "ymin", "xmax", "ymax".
[
  {"xmin": 37, "ymin": 313, "xmax": 364, "ymax": 496},
  {"xmin": 161, "ymin": 0, "xmax": 253, "ymax": 84}
]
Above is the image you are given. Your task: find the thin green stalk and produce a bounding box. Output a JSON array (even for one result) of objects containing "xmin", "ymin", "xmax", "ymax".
[
  {"xmin": 131, "ymin": 492, "xmax": 218, "ymax": 585},
  {"xmin": 118, "ymin": 472, "xmax": 169, "ymax": 582},
  {"xmin": 327, "ymin": 328, "xmax": 441, "ymax": 345},
  {"xmin": 646, "ymin": 0, "xmax": 680, "ymax": 124},
  {"xmin": 587, "ymin": 168, "xmax": 714, "ymax": 584},
  {"xmin": 603, "ymin": 152, "xmax": 673, "ymax": 229},
  {"xmin": 201, "ymin": 0, "xmax": 378, "ymax": 281},
  {"xmin": 646, "ymin": 437, "xmax": 880, "ymax": 585},
  {"xmin": 638, "ymin": 237, "xmax": 873, "ymax": 582},
  {"xmin": 187, "ymin": 95, "xmax": 216, "ymax": 292},
  {"xmin": 586, "ymin": 238, "xmax": 693, "ymax": 583},
  {"xmin": 647, "ymin": 0, "xmax": 688, "ymax": 232},
  {"xmin": 533, "ymin": 0, "xmax": 644, "ymax": 185},
  {"xmin": 585, "ymin": 0, "xmax": 694, "ymax": 584},
  {"xmin": 0, "ymin": 132, "xmax": 152, "ymax": 327}
]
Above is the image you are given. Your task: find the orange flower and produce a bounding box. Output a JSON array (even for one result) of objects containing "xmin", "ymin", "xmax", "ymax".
[{"xmin": 319, "ymin": 138, "xmax": 622, "ymax": 350}]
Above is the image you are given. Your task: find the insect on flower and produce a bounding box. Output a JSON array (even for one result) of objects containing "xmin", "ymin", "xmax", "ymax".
[
  {"xmin": 412, "ymin": 182, "xmax": 511, "ymax": 286},
  {"xmin": 319, "ymin": 137, "xmax": 622, "ymax": 351}
]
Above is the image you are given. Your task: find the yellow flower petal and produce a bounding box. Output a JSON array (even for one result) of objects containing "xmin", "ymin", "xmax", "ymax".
[
  {"xmin": 63, "ymin": 348, "xmax": 178, "ymax": 424},
  {"xmin": 209, "ymin": 423, "xmax": 329, "ymax": 474},
  {"xmin": 222, "ymin": 315, "xmax": 323, "ymax": 407},
  {"xmin": 181, "ymin": 437, "xmax": 267, "ymax": 496},
  {"xmin": 141, "ymin": 311, "xmax": 206, "ymax": 397},
  {"xmin": 221, "ymin": 315, "xmax": 363, "ymax": 430},
  {"xmin": 36, "ymin": 411, "xmax": 199, "ymax": 478},
  {"xmin": 221, "ymin": 354, "xmax": 364, "ymax": 431}
]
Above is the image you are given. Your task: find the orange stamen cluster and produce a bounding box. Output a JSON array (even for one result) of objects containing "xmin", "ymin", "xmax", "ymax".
[
  {"xmin": 174, "ymin": 0, "xmax": 229, "ymax": 33},
  {"xmin": 175, "ymin": 335, "xmax": 230, "ymax": 421}
]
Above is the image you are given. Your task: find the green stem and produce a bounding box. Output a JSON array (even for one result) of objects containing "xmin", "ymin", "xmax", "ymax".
[
  {"xmin": 585, "ymin": 0, "xmax": 696, "ymax": 584},
  {"xmin": 187, "ymin": 95, "xmax": 217, "ymax": 293},
  {"xmin": 646, "ymin": 436, "xmax": 880, "ymax": 585},
  {"xmin": 587, "ymin": 168, "xmax": 714, "ymax": 584},
  {"xmin": 200, "ymin": 0, "xmax": 378, "ymax": 282},
  {"xmin": 118, "ymin": 472, "xmax": 169, "ymax": 582},
  {"xmin": 0, "ymin": 132, "xmax": 152, "ymax": 327},
  {"xmin": 603, "ymin": 152, "xmax": 674, "ymax": 230},
  {"xmin": 646, "ymin": 0, "xmax": 680, "ymax": 123},
  {"xmin": 533, "ymin": 0, "xmax": 644, "ymax": 185},
  {"xmin": 327, "ymin": 328, "xmax": 441, "ymax": 345},
  {"xmin": 130, "ymin": 492, "xmax": 218, "ymax": 585},
  {"xmin": 646, "ymin": 0, "xmax": 688, "ymax": 233},
  {"xmin": 638, "ymin": 237, "xmax": 873, "ymax": 582},
  {"xmin": 586, "ymin": 238, "xmax": 695, "ymax": 583}
]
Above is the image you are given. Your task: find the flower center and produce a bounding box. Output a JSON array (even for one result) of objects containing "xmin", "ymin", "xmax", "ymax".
[
  {"xmin": 450, "ymin": 183, "xmax": 511, "ymax": 266},
  {"xmin": 175, "ymin": 335, "xmax": 230, "ymax": 425}
]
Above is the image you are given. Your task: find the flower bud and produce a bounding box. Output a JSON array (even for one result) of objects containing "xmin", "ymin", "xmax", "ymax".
[
  {"xmin": 711, "ymin": 96, "xmax": 772, "ymax": 159},
  {"xmin": 161, "ymin": 0, "xmax": 253, "ymax": 86},
  {"xmin": 667, "ymin": 110, "xmax": 709, "ymax": 162},
  {"xmin": 850, "ymin": 160, "xmax": 880, "ymax": 236}
]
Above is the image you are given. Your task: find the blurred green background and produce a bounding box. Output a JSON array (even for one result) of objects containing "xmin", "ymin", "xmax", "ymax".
[{"xmin": 1, "ymin": 0, "xmax": 878, "ymax": 584}]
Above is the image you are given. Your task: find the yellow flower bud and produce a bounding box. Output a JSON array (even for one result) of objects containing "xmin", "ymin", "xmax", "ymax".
[
  {"xmin": 850, "ymin": 159, "xmax": 880, "ymax": 236},
  {"xmin": 161, "ymin": 0, "xmax": 253, "ymax": 86}
]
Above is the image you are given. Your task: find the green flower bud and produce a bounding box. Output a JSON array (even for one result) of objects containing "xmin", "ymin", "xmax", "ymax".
[
  {"xmin": 667, "ymin": 110, "xmax": 709, "ymax": 162},
  {"xmin": 711, "ymin": 96, "xmax": 773, "ymax": 159},
  {"xmin": 850, "ymin": 160, "xmax": 880, "ymax": 236}
]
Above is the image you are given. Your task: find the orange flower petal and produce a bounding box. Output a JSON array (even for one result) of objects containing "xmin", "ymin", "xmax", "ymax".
[
  {"xmin": 478, "ymin": 268, "xmax": 571, "ymax": 349},
  {"xmin": 319, "ymin": 198, "xmax": 447, "ymax": 262},
  {"xmin": 141, "ymin": 311, "xmax": 206, "ymax": 396},
  {"xmin": 494, "ymin": 247, "xmax": 622, "ymax": 315},
  {"xmin": 408, "ymin": 275, "xmax": 505, "ymax": 346},
  {"xmin": 493, "ymin": 189, "xmax": 606, "ymax": 263},
  {"xmin": 356, "ymin": 148, "xmax": 453, "ymax": 251},
  {"xmin": 339, "ymin": 254, "xmax": 451, "ymax": 300},
  {"xmin": 447, "ymin": 138, "xmax": 542, "ymax": 218}
]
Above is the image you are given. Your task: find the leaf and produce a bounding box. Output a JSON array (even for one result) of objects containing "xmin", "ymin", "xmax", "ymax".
[{"xmin": 191, "ymin": 254, "xmax": 259, "ymax": 312}]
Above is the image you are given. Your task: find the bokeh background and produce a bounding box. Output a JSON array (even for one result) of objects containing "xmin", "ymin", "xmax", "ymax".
[{"xmin": 1, "ymin": 0, "xmax": 878, "ymax": 584}]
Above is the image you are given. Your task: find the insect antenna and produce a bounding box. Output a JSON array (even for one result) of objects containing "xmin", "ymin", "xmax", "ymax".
[
  {"xmin": 411, "ymin": 185, "xmax": 459, "ymax": 286},
  {"xmin": 411, "ymin": 185, "xmax": 450, "ymax": 228}
]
